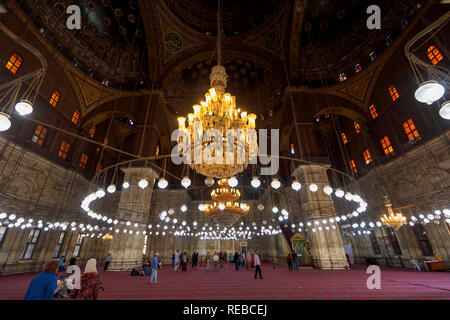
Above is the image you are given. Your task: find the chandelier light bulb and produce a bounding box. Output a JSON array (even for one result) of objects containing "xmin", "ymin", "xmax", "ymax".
[
  {"xmin": 96, "ymin": 189, "xmax": 105, "ymax": 198},
  {"xmin": 219, "ymin": 203, "xmax": 226, "ymax": 210},
  {"xmin": 122, "ymin": 181, "xmax": 130, "ymax": 189},
  {"xmin": 158, "ymin": 177, "xmax": 168, "ymax": 189},
  {"xmin": 271, "ymin": 178, "xmax": 281, "ymax": 190},
  {"xmin": 291, "ymin": 179, "xmax": 302, "ymax": 191},
  {"xmin": 414, "ymin": 81, "xmax": 445, "ymax": 105},
  {"xmin": 181, "ymin": 176, "xmax": 191, "ymax": 188},
  {"xmin": 309, "ymin": 184, "xmax": 318, "ymax": 192},
  {"xmin": 439, "ymin": 101, "xmax": 450, "ymax": 120},
  {"xmin": 228, "ymin": 176, "xmax": 238, "ymax": 187},
  {"xmin": 251, "ymin": 176, "xmax": 261, "ymax": 188},
  {"xmin": 107, "ymin": 184, "xmax": 116, "ymax": 193},
  {"xmin": 0, "ymin": 112, "xmax": 12, "ymax": 131},
  {"xmin": 15, "ymin": 100, "xmax": 33, "ymax": 116},
  {"xmin": 323, "ymin": 185, "xmax": 333, "ymax": 195},
  {"xmin": 180, "ymin": 205, "xmax": 187, "ymax": 212},
  {"xmin": 272, "ymin": 206, "xmax": 279, "ymax": 214},
  {"xmin": 138, "ymin": 178, "xmax": 148, "ymax": 189}
]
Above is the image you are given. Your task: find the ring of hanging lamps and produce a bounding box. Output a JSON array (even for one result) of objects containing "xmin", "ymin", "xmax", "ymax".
[
  {"xmin": 138, "ymin": 178, "xmax": 148, "ymax": 189},
  {"xmin": 181, "ymin": 176, "xmax": 191, "ymax": 188},
  {"xmin": 251, "ymin": 176, "xmax": 261, "ymax": 188},
  {"xmin": 414, "ymin": 80, "xmax": 445, "ymax": 105},
  {"xmin": 228, "ymin": 176, "xmax": 238, "ymax": 187},
  {"xmin": 271, "ymin": 178, "xmax": 281, "ymax": 189},
  {"xmin": 158, "ymin": 177, "xmax": 168, "ymax": 189},
  {"xmin": 439, "ymin": 101, "xmax": 450, "ymax": 120}
]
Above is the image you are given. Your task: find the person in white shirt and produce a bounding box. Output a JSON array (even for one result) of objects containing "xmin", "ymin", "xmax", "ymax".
[
  {"xmin": 213, "ymin": 251, "xmax": 219, "ymax": 273},
  {"xmin": 174, "ymin": 250, "xmax": 180, "ymax": 272},
  {"xmin": 253, "ymin": 250, "xmax": 263, "ymax": 279}
]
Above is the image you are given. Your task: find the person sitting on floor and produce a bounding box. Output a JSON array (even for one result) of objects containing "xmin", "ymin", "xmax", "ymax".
[
  {"xmin": 76, "ymin": 258, "xmax": 104, "ymax": 300},
  {"xmin": 24, "ymin": 261, "xmax": 59, "ymax": 300}
]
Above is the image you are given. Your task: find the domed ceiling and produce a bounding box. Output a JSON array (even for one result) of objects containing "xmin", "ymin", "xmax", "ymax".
[{"xmin": 163, "ymin": 0, "xmax": 283, "ymax": 36}]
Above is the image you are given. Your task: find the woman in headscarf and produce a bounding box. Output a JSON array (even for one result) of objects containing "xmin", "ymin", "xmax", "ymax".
[
  {"xmin": 76, "ymin": 258, "xmax": 103, "ymax": 300},
  {"xmin": 24, "ymin": 260, "xmax": 59, "ymax": 300},
  {"xmin": 246, "ymin": 251, "xmax": 253, "ymax": 271}
]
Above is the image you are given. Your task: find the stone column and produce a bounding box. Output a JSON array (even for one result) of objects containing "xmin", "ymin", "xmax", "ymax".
[
  {"xmin": 107, "ymin": 167, "xmax": 158, "ymax": 271},
  {"xmin": 294, "ymin": 164, "xmax": 348, "ymax": 269}
]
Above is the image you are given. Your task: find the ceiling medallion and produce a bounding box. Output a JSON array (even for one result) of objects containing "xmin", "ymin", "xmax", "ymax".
[{"xmin": 199, "ymin": 178, "xmax": 249, "ymax": 227}]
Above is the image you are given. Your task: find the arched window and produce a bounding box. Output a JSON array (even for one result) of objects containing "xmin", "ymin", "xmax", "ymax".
[
  {"xmin": 369, "ymin": 105, "xmax": 378, "ymax": 119},
  {"xmin": 354, "ymin": 122, "xmax": 360, "ymax": 134},
  {"xmin": 290, "ymin": 143, "xmax": 295, "ymax": 154},
  {"xmin": 349, "ymin": 160, "xmax": 357, "ymax": 174},
  {"xmin": 339, "ymin": 72, "xmax": 347, "ymax": 82},
  {"xmin": 49, "ymin": 90, "xmax": 60, "ymax": 107},
  {"xmin": 402, "ymin": 118, "xmax": 420, "ymax": 141},
  {"xmin": 5, "ymin": 53, "xmax": 23, "ymax": 74},
  {"xmin": 363, "ymin": 149, "xmax": 372, "ymax": 164},
  {"xmin": 58, "ymin": 140, "xmax": 70, "ymax": 160},
  {"xmin": 31, "ymin": 125, "xmax": 47, "ymax": 146},
  {"xmin": 381, "ymin": 136, "xmax": 394, "ymax": 155},
  {"xmin": 79, "ymin": 154, "xmax": 88, "ymax": 168},
  {"xmin": 427, "ymin": 46, "xmax": 443, "ymax": 65},
  {"xmin": 72, "ymin": 110, "xmax": 80, "ymax": 124},
  {"xmin": 89, "ymin": 127, "xmax": 96, "ymax": 139},
  {"xmin": 388, "ymin": 86, "xmax": 399, "ymax": 101},
  {"xmin": 341, "ymin": 133, "xmax": 348, "ymax": 144}
]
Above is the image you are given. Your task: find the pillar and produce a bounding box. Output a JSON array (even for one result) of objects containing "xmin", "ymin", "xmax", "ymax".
[
  {"xmin": 107, "ymin": 167, "xmax": 158, "ymax": 270},
  {"xmin": 295, "ymin": 164, "xmax": 348, "ymax": 269}
]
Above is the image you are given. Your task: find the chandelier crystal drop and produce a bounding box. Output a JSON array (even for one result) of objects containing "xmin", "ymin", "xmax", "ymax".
[
  {"xmin": 15, "ymin": 100, "xmax": 33, "ymax": 116},
  {"xmin": 414, "ymin": 81, "xmax": 445, "ymax": 105},
  {"xmin": 0, "ymin": 112, "xmax": 12, "ymax": 132}
]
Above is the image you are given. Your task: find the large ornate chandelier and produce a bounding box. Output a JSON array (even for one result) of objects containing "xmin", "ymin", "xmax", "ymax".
[
  {"xmin": 200, "ymin": 178, "xmax": 250, "ymax": 227},
  {"xmin": 380, "ymin": 196, "xmax": 406, "ymax": 230},
  {"xmin": 176, "ymin": 0, "xmax": 256, "ymax": 179}
]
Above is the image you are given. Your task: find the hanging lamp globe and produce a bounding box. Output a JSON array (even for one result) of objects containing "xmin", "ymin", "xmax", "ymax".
[
  {"xmin": 439, "ymin": 101, "xmax": 450, "ymax": 120},
  {"xmin": 291, "ymin": 179, "xmax": 301, "ymax": 191},
  {"xmin": 138, "ymin": 178, "xmax": 149, "ymax": 189},
  {"xmin": 251, "ymin": 176, "xmax": 261, "ymax": 188},
  {"xmin": 205, "ymin": 177, "xmax": 215, "ymax": 187},
  {"xmin": 0, "ymin": 112, "xmax": 12, "ymax": 131},
  {"xmin": 257, "ymin": 204, "xmax": 264, "ymax": 211},
  {"xmin": 181, "ymin": 176, "xmax": 191, "ymax": 188},
  {"xmin": 323, "ymin": 185, "xmax": 333, "ymax": 195},
  {"xmin": 309, "ymin": 184, "xmax": 318, "ymax": 192},
  {"xmin": 335, "ymin": 189, "xmax": 345, "ymax": 198},
  {"xmin": 414, "ymin": 80, "xmax": 445, "ymax": 105},
  {"xmin": 15, "ymin": 100, "xmax": 33, "ymax": 116},
  {"xmin": 107, "ymin": 184, "xmax": 116, "ymax": 193},
  {"xmin": 271, "ymin": 178, "xmax": 281, "ymax": 190},
  {"xmin": 158, "ymin": 177, "xmax": 168, "ymax": 189},
  {"xmin": 95, "ymin": 189, "xmax": 105, "ymax": 198},
  {"xmin": 122, "ymin": 181, "xmax": 130, "ymax": 189},
  {"xmin": 228, "ymin": 176, "xmax": 238, "ymax": 187}
]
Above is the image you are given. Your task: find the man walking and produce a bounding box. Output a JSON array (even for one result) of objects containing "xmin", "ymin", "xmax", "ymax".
[
  {"xmin": 104, "ymin": 253, "xmax": 111, "ymax": 271},
  {"xmin": 292, "ymin": 252, "xmax": 299, "ymax": 271},
  {"xmin": 254, "ymin": 250, "xmax": 263, "ymax": 279},
  {"xmin": 150, "ymin": 253, "xmax": 159, "ymax": 283}
]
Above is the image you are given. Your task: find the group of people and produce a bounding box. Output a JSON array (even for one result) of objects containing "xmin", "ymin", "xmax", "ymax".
[
  {"xmin": 286, "ymin": 252, "xmax": 300, "ymax": 271},
  {"xmin": 24, "ymin": 257, "xmax": 104, "ymax": 300},
  {"xmin": 172, "ymin": 250, "xmax": 189, "ymax": 272}
]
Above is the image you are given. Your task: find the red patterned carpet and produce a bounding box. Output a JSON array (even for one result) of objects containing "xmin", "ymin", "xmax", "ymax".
[{"xmin": 0, "ymin": 263, "xmax": 449, "ymax": 300}]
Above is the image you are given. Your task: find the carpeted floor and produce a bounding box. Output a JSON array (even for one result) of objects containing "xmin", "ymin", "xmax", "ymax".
[{"xmin": 0, "ymin": 263, "xmax": 449, "ymax": 300}]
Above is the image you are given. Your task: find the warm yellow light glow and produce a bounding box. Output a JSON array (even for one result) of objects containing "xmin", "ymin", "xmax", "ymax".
[
  {"xmin": 188, "ymin": 113, "xmax": 194, "ymax": 124},
  {"xmin": 193, "ymin": 105, "xmax": 201, "ymax": 116},
  {"xmin": 248, "ymin": 114, "xmax": 256, "ymax": 128},
  {"xmin": 177, "ymin": 117, "xmax": 186, "ymax": 129},
  {"xmin": 241, "ymin": 111, "xmax": 247, "ymax": 119}
]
